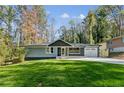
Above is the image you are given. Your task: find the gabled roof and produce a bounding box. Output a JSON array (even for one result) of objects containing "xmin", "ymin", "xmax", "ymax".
[
  {"xmin": 48, "ymin": 39, "xmax": 71, "ymax": 46},
  {"xmin": 25, "ymin": 39, "xmax": 100, "ymax": 48}
]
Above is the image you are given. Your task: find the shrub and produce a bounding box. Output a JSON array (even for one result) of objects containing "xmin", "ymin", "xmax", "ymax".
[
  {"xmin": 0, "ymin": 56, "xmax": 5, "ymax": 66},
  {"xmin": 0, "ymin": 29, "xmax": 25, "ymax": 66},
  {"xmin": 0, "ymin": 40, "xmax": 8, "ymax": 65},
  {"xmin": 13, "ymin": 47, "xmax": 25, "ymax": 63},
  {"xmin": 3, "ymin": 47, "xmax": 25, "ymax": 65},
  {"xmin": 18, "ymin": 48, "xmax": 25, "ymax": 62},
  {"xmin": 99, "ymin": 49, "xmax": 109, "ymax": 57}
]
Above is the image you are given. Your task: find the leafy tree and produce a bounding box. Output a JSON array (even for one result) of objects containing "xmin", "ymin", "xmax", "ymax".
[
  {"xmin": 86, "ymin": 10, "xmax": 96, "ymax": 44},
  {"xmin": 94, "ymin": 6, "xmax": 111, "ymax": 43},
  {"xmin": 19, "ymin": 6, "xmax": 47, "ymax": 45},
  {"xmin": 0, "ymin": 30, "xmax": 8, "ymax": 65},
  {"xmin": 32, "ymin": 6, "xmax": 48, "ymax": 42},
  {"xmin": 0, "ymin": 6, "xmax": 26, "ymax": 64},
  {"xmin": 59, "ymin": 19, "xmax": 88, "ymax": 44},
  {"xmin": 0, "ymin": 6, "xmax": 15, "ymax": 34},
  {"xmin": 59, "ymin": 26, "xmax": 68, "ymax": 41},
  {"xmin": 101, "ymin": 5, "xmax": 124, "ymax": 37},
  {"xmin": 76, "ymin": 22, "xmax": 88, "ymax": 43},
  {"xmin": 69, "ymin": 20, "xmax": 76, "ymax": 43}
]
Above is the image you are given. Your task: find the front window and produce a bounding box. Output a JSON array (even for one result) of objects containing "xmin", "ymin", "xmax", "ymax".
[
  {"xmin": 110, "ymin": 48, "xmax": 113, "ymax": 52},
  {"xmin": 122, "ymin": 37, "xmax": 124, "ymax": 43},
  {"xmin": 51, "ymin": 47, "xmax": 53, "ymax": 53},
  {"xmin": 69, "ymin": 48, "xmax": 80, "ymax": 54},
  {"xmin": 46, "ymin": 47, "xmax": 54, "ymax": 54}
]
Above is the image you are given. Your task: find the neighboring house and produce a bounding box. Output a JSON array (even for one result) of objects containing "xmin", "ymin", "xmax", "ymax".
[
  {"xmin": 107, "ymin": 36, "xmax": 124, "ymax": 52},
  {"xmin": 25, "ymin": 39, "xmax": 100, "ymax": 59}
]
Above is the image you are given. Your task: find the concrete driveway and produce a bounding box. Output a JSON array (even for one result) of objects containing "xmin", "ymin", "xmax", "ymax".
[{"xmin": 62, "ymin": 57, "xmax": 124, "ymax": 65}]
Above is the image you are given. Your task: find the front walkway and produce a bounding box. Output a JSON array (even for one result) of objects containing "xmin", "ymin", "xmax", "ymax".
[{"xmin": 60, "ymin": 56, "xmax": 124, "ymax": 65}]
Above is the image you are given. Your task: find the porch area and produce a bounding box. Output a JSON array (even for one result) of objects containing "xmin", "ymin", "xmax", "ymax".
[{"xmin": 56, "ymin": 47, "xmax": 84, "ymax": 57}]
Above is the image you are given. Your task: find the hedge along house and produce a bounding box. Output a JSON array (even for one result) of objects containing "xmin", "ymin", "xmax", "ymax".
[{"xmin": 25, "ymin": 39, "xmax": 100, "ymax": 60}]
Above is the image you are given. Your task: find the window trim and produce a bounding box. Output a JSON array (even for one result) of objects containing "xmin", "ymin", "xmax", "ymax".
[{"xmin": 46, "ymin": 47, "xmax": 54, "ymax": 54}]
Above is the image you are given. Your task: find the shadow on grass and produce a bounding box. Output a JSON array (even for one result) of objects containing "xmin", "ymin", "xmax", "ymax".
[{"xmin": 0, "ymin": 60, "xmax": 124, "ymax": 87}]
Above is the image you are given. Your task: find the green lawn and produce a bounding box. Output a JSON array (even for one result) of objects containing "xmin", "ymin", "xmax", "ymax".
[{"xmin": 0, "ymin": 59, "xmax": 124, "ymax": 87}]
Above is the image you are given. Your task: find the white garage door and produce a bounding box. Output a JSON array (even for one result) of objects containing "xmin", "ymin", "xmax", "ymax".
[{"xmin": 84, "ymin": 47, "xmax": 98, "ymax": 57}]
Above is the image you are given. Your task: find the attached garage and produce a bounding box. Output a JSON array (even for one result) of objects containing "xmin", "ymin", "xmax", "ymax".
[{"xmin": 84, "ymin": 46, "xmax": 99, "ymax": 57}]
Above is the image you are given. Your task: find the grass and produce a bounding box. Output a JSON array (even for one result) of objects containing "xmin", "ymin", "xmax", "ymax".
[{"xmin": 0, "ymin": 59, "xmax": 124, "ymax": 87}]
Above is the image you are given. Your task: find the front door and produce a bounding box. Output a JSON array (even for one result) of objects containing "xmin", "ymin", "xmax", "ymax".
[
  {"xmin": 57, "ymin": 48, "xmax": 61, "ymax": 56},
  {"xmin": 61, "ymin": 47, "xmax": 66, "ymax": 56}
]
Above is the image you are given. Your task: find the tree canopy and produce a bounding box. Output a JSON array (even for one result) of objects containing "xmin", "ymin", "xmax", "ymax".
[{"xmin": 0, "ymin": 5, "xmax": 124, "ymax": 65}]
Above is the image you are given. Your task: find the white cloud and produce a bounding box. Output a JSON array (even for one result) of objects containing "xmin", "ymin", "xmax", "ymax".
[
  {"xmin": 60, "ymin": 13, "xmax": 85, "ymax": 20},
  {"xmin": 60, "ymin": 13, "xmax": 70, "ymax": 18},
  {"xmin": 72, "ymin": 14, "xmax": 85, "ymax": 19},
  {"xmin": 78, "ymin": 14, "xmax": 85, "ymax": 19}
]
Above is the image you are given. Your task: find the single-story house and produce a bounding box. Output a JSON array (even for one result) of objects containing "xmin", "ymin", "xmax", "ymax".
[
  {"xmin": 25, "ymin": 39, "xmax": 100, "ymax": 60},
  {"xmin": 107, "ymin": 35, "xmax": 124, "ymax": 52}
]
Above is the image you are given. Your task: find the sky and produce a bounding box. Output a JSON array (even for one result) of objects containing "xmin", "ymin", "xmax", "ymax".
[{"xmin": 44, "ymin": 5, "xmax": 99, "ymax": 30}]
